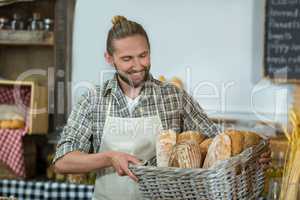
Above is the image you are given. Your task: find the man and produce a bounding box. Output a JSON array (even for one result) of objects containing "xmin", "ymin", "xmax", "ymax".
[{"xmin": 53, "ymin": 16, "xmax": 270, "ymax": 200}]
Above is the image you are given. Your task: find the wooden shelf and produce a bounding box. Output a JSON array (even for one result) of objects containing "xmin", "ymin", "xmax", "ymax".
[{"xmin": 0, "ymin": 30, "xmax": 54, "ymax": 46}]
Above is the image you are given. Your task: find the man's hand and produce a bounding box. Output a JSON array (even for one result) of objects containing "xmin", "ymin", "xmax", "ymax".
[{"xmin": 107, "ymin": 151, "xmax": 141, "ymax": 182}]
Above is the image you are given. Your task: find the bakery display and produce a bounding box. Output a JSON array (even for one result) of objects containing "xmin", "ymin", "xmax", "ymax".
[
  {"xmin": 0, "ymin": 104, "xmax": 26, "ymax": 129},
  {"xmin": 0, "ymin": 119, "xmax": 25, "ymax": 129}
]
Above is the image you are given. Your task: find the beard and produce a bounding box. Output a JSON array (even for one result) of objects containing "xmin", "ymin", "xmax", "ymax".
[{"xmin": 114, "ymin": 63, "xmax": 151, "ymax": 88}]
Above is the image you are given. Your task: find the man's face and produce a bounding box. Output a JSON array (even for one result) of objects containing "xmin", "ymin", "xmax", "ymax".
[{"xmin": 106, "ymin": 35, "xmax": 151, "ymax": 88}]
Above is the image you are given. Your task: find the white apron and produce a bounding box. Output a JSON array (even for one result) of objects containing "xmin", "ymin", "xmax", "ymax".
[{"xmin": 93, "ymin": 94, "xmax": 163, "ymax": 200}]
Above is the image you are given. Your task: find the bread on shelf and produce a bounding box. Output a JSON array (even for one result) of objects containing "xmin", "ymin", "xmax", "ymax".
[{"xmin": 0, "ymin": 119, "xmax": 25, "ymax": 129}]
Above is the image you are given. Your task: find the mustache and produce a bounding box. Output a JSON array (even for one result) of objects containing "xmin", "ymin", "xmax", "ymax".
[{"xmin": 127, "ymin": 67, "xmax": 149, "ymax": 74}]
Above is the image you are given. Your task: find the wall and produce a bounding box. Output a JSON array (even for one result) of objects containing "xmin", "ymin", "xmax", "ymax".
[{"xmin": 72, "ymin": 0, "xmax": 293, "ymax": 123}]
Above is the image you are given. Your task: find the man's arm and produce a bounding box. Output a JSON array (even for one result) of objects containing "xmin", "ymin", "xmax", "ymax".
[
  {"xmin": 181, "ymin": 90, "xmax": 220, "ymax": 137},
  {"xmin": 53, "ymin": 90, "xmax": 140, "ymax": 181},
  {"xmin": 54, "ymin": 151, "xmax": 111, "ymax": 174},
  {"xmin": 54, "ymin": 151, "xmax": 140, "ymax": 181},
  {"xmin": 52, "ymin": 91, "xmax": 95, "ymax": 172}
]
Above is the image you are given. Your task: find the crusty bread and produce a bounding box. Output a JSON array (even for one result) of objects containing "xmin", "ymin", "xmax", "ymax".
[
  {"xmin": 201, "ymin": 130, "xmax": 262, "ymax": 169},
  {"xmin": 199, "ymin": 138, "xmax": 213, "ymax": 159},
  {"xmin": 224, "ymin": 130, "xmax": 245, "ymax": 156},
  {"xmin": 202, "ymin": 133, "xmax": 231, "ymax": 168},
  {"xmin": 156, "ymin": 130, "xmax": 177, "ymax": 167},
  {"xmin": 169, "ymin": 141, "xmax": 203, "ymax": 168},
  {"xmin": 0, "ymin": 120, "xmax": 13, "ymax": 129},
  {"xmin": 177, "ymin": 131, "xmax": 206, "ymax": 145},
  {"xmin": 199, "ymin": 138, "xmax": 213, "ymax": 153},
  {"xmin": 0, "ymin": 119, "xmax": 25, "ymax": 129},
  {"xmin": 243, "ymin": 131, "xmax": 262, "ymax": 149},
  {"xmin": 170, "ymin": 77, "xmax": 184, "ymax": 89},
  {"xmin": 11, "ymin": 119, "xmax": 25, "ymax": 129}
]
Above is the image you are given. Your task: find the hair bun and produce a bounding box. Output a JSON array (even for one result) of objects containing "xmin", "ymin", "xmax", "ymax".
[{"xmin": 112, "ymin": 15, "xmax": 127, "ymax": 26}]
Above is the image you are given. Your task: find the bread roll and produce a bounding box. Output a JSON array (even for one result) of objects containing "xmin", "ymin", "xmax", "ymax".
[
  {"xmin": 0, "ymin": 104, "xmax": 25, "ymax": 121},
  {"xmin": 224, "ymin": 130, "xmax": 245, "ymax": 156},
  {"xmin": 202, "ymin": 133, "xmax": 231, "ymax": 168},
  {"xmin": 156, "ymin": 130, "xmax": 177, "ymax": 167},
  {"xmin": 169, "ymin": 141, "xmax": 203, "ymax": 168},
  {"xmin": 170, "ymin": 77, "xmax": 183, "ymax": 89},
  {"xmin": 0, "ymin": 119, "xmax": 25, "ymax": 129},
  {"xmin": 243, "ymin": 131, "xmax": 262, "ymax": 149},
  {"xmin": 177, "ymin": 131, "xmax": 206, "ymax": 145},
  {"xmin": 11, "ymin": 119, "xmax": 25, "ymax": 129},
  {"xmin": 225, "ymin": 130, "xmax": 262, "ymax": 151},
  {"xmin": 158, "ymin": 75, "xmax": 166, "ymax": 82},
  {"xmin": 0, "ymin": 120, "xmax": 13, "ymax": 129},
  {"xmin": 202, "ymin": 130, "xmax": 262, "ymax": 169}
]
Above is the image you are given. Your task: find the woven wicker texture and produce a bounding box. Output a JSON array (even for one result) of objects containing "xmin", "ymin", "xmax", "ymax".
[{"xmin": 129, "ymin": 141, "xmax": 267, "ymax": 200}]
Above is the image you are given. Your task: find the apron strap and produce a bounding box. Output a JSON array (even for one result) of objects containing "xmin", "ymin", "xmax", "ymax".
[{"xmin": 152, "ymin": 84, "xmax": 167, "ymax": 129}]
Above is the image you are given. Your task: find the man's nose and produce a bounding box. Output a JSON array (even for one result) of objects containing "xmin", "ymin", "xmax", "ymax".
[{"xmin": 132, "ymin": 57, "xmax": 144, "ymax": 69}]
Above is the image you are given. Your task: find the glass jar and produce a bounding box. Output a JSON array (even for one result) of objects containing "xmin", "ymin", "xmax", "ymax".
[
  {"xmin": 267, "ymin": 178, "xmax": 282, "ymax": 200},
  {"xmin": 28, "ymin": 12, "xmax": 43, "ymax": 31},
  {"xmin": 44, "ymin": 18, "xmax": 53, "ymax": 31},
  {"xmin": 11, "ymin": 13, "xmax": 25, "ymax": 30},
  {"xmin": 0, "ymin": 17, "xmax": 9, "ymax": 30}
]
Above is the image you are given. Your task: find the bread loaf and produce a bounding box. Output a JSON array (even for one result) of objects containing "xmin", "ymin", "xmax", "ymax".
[
  {"xmin": 177, "ymin": 131, "xmax": 206, "ymax": 145},
  {"xmin": 225, "ymin": 130, "xmax": 262, "ymax": 152},
  {"xmin": 243, "ymin": 131, "xmax": 262, "ymax": 149},
  {"xmin": 202, "ymin": 130, "xmax": 262, "ymax": 169},
  {"xmin": 169, "ymin": 141, "xmax": 203, "ymax": 168},
  {"xmin": 202, "ymin": 133, "xmax": 232, "ymax": 169},
  {"xmin": 0, "ymin": 120, "xmax": 12, "ymax": 129},
  {"xmin": 156, "ymin": 130, "xmax": 177, "ymax": 167},
  {"xmin": 199, "ymin": 138, "xmax": 213, "ymax": 159},
  {"xmin": 224, "ymin": 130, "xmax": 245, "ymax": 156},
  {"xmin": 170, "ymin": 77, "xmax": 183, "ymax": 89},
  {"xmin": 0, "ymin": 119, "xmax": 25, "ymax": 129}
]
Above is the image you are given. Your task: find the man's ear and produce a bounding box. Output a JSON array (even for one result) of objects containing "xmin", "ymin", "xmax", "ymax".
[{"xmin": 104, "ymin": 52, "xmax": 113, "ymax": 64}]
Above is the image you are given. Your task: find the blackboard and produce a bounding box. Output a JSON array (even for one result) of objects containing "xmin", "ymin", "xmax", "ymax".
[{"xmin": 264, "ymin": 0, "xmax": 300, "ymax": 82}]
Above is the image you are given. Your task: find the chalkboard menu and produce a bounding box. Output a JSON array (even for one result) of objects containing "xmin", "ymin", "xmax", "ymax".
[{"xmin": 264, "ymin": 0, "xmax": 300, "ymax": 82}]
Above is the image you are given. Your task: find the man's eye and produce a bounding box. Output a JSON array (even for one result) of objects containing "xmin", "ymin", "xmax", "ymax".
[
  {"xmin": 140, "ymin": 54, "xmax": 147, "ymax": 58},
  {"xmin": 122, "ymin": 57, "xmax": 131, "ymax": 61}
]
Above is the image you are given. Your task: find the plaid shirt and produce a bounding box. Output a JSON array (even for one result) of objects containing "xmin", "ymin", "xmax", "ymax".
[{"xmin": 53, "ymin": 74, "xmax": 220, "ymax": 162}]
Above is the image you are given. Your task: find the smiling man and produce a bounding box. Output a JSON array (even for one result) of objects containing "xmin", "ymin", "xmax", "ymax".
[{"xmin": 52, "ymin": 16, "xmax": 269, "ymax": 200}]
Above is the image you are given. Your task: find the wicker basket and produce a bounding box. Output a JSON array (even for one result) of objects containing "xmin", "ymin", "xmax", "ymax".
[{"xmin": 129, "ymin": 140, "xmax": 268, "ymax": 200}]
